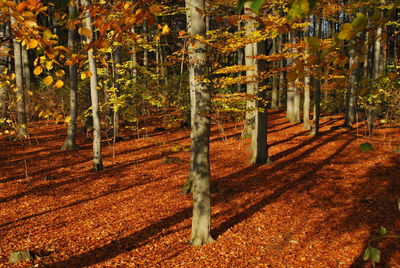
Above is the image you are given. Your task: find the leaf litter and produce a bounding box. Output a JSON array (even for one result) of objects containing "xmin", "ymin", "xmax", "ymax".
[{"xmin": 0, "ymin": 111, "xmax": 399, "ymax": 267}]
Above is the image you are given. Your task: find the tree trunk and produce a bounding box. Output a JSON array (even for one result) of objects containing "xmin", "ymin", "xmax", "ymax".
[
  {"xmin": 278, "ymin": 34, "xmax": 285, "ymax": 108},
  {"xmin": 181, "ymin": 0, "xmax": 196, "ymax": 195},
  {"xmin": 112, "ymin": 45, "xmax": 121, "ymax": 140},
  {"xmin": 368, "ymin": 25, "xmax": 382, "ymax": 133},
  {"xmin": 131, "ymin": 26, "xmax": 137, "ymax": 83},
  {"xmin": 250, "ymin": 40, "xmax": 271, "ymax": 164},
  {"xmin": 303, "ymin": 57, "xmax": 311, "ymax": 130},
  {"xmin": 243, "ymin": 3, "xmax": 257, "ymax": 137},
  {"xmin": 344, "ymin": 39, "xmax": 358, "ymax": 128},
  {"xmin": 22, "ymin": 46, "xmax": 30, "ymax": 121},
  {"xmin": 310, "ymin": 74, "xmax": 321, "ymax": 135},
  {"xmin": 11, "ymin": 16, "xmax": 28, "ymax": 136},
  {"xmin": 271, "ymin": 37, "xmax": 279, "ymax": 109},
  {"xmin": 0, "ymin": 22, "xmax": 7, "ymax": 119},
  {"xmin": 82, "ymin": 0, "xmax": 103, "ymax": 171},
  {"xmin": 62, "ymin": 0, "xmax": 80, "ymax": 151},
  {"xmin": 187, "ymin": 0, "xmax": 213, "ymax": 246}
]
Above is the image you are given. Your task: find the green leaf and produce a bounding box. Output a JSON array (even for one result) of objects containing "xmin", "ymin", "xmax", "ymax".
[
  {"xmin": 377, "ymin": 226, "xmax": 387, "ymax": 236},
  {"xmin": 359, "ymin": 142, "xmax": 374, "ymax": 152},
  {"xmin": 352, "ymin": 13, "xmax": 368, "ymax": 32},
  {"xmin": 237, "ymin": 0, "xmax": 265, "ymax": 13},
  {"xmin": 363, "ymin": 247, "xmax": 371, "ymax": 261},
  {"xmin": 288, "ymin": 0, "xmax": 318, "ymax": 21}
]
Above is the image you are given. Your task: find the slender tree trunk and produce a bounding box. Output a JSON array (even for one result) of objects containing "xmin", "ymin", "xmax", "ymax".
[
  {"xmin": 278, "ymin": 34, "xmax": 285, "ymax": 108},
  {"xmin": 368, "ymin": 25, "xmax": 382, "ymax": 133},
  {"xmin": 62, "ymin": 0, "xmax": 80, "ymax": 150},
  {"xmin": 187, "ymin": 0, "xmax": 213, "ymax": 246},
  {"xmin": 22, "ymin": 46, "xmax": 30, "ymax": 121},
  {"xmin": 112, "ymin": 45, "xmax": 121, "ymax": 140},
  {"xmin": 131, "ymin": 26, "xmax": 137, "ymax": 83},
  {"xmin": 286, "ymin": 31, "xmax": 299, "ymax": 122},
  {"xmin": 310, "ymin": 73, "xmax": 321, "ymax": 135},
  {"xmin": 303, "ymin": 50, "xmax": 311, "ymax": 130},
  {"xmin": 271, "ymin": 38, "xmax": 279, "ymax": 109},
  {"xmin": 344, "ymin": 39, "xmax": 358, "ymax": 128},
  {"xmin": 11, "ymin": 16, "xmax": 28, "ymax": 136},
  {"xmin": 0, "ymin": 22, "xmax": 7, "ymax": 119},
  {"xmin": 142, "ymin": 22, "xmax": 148, "ymax": 68},
  {"xmin": 310, "ymin": 17, "xmax": 322, "ymax": 135},
  {"xmin": 82, "ymin": 0, "xmax": 103, "ymax": 170}
]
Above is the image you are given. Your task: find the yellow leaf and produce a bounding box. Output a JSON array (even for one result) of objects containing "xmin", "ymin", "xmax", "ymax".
[
  {"xmin": 161, "ymin": 25, "xmax": 170, "ymax": 35},
  {"xmin": 43, "ymin": 76, "xmax": 53, "ymax": 86},
  {"xmin": 64, "ymin": 116, "xmax": 71, "ymax": 123},
  {"xmin": 54, "ymin": 80, "xmax": 64, "ymax": 88},
  {"xmin": 33, "ymin": 66, "xmax": 43, "ymax": 75},
  {"xmin": 45, "ymin": 61, "xmax": 53, "ymax": 71},
  {"xmin": 27, "ymin": 39, "xmax": 38, "ymax": 49},
  {"xmin": 56, "ymin": 70, "xmax": 65, "ymax": 77},
  {"xmin": 81, "ymin": 71, "xmax": 92, "ymax": 80}
]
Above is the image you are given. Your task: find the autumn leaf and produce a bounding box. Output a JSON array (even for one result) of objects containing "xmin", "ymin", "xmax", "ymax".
[
  {"xmin": 338, "ymin": 23, "xmax": 353, "ymax": 40},
  {"xmin": 27, "ymin": 39, "xmax": 39, "ymax": 49},
  {"xmin": 54, "ymin": 80, "xmax": 64, "ymax": 88},
  {"xmin": 55, "ymin": 70, "xmax": 65, "ymax": 77},
  {"xmin": 43, "ymin": 76, "xmax": 53, "ymax": 86},
  {"xmin": 161, "ymin": 25, "xmax": 170, "ymax": 35},
  {"xmin": 81, "ymin": 71, "xmax": 92, "ymax": 80},
  {"xmin": 33, "ymin": 66, "xmax": 43, "ymax": 76},
  {"xmin": 178, "ymin": 30, "xmax": 186, "ymax": 38},
  {"xmin": 287, "ymin": 71, "xmax": 298, "ymax": 82},
  {"xmin": 150, "ymin": 4, "xmax": 163, "ymax": 15}
]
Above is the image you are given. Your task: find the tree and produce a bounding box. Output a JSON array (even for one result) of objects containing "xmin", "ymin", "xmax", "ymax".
[
  {"xmin": 10, "ymin": 14, "xmax": 28, "ymax": 137},
  {"xmin": 62, "ymin": 0, "xmax": 80, "ymax": 151},
  {"xmin": 186, "ymin": 0, "xmax": 214, "ymax": 246},
  {"xmin": 81, "ymin": 0, "xmax": 103, "ymax": 171}
]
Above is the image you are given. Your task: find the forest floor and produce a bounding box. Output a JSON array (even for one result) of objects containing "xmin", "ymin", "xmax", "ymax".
[{"xmin": 1, "ymin": 110, "xmax": 400, "ymax": 268}]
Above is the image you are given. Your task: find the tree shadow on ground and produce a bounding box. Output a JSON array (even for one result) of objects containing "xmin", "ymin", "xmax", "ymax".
[
  {"xmin": 45, "ymin": 207, "xmax": 193, "ymax": 268},
  {"xmin": 346, "ymin": 155, "xmax": 400, "ymax": 267},
  {"xmin": 212, "ymin": 128, "xmax": 356, "ymax": 238}
]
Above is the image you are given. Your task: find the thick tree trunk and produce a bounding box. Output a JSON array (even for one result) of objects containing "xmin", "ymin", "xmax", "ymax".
[
  {"xmin": 11, "ymin": 16, "xmax": 28, "ymax": 136},
  {"xmin": 62, "ymin": 0, "xmax": 80, "ymax": 151},
  {"xmin": 250, "ymin": 40, "xmax": 271, "ymax": 164},
  {"xmin": 181, "ymin": 0, "xmax": 196, "ymax": 195},
  {"xmin": 243, "ymin": 3, "xmax": 257, "ymax": 137},
  {"xmin": 187, "ymin": 0, "xmax": 214, "ymax": 246},
  {"xmin": 82, "ymin": 0, "xmax": 103, "ymax": 171}
]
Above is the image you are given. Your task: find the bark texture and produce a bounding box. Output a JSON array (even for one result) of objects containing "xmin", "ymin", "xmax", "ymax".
[
  {"xmin": 62, "ymin": 0, "xmax": 80, "ymax": 151},
  {"xmin": 82, "ymin": 0, "xmax": 103, "ymax": 170},
  {"xmin": 187, "ymin": 0, "xmax": 214, "ymax": 246},
  {"xmin": 11, "ymin": 16, "xmax": 28, "ymax": 136}
]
